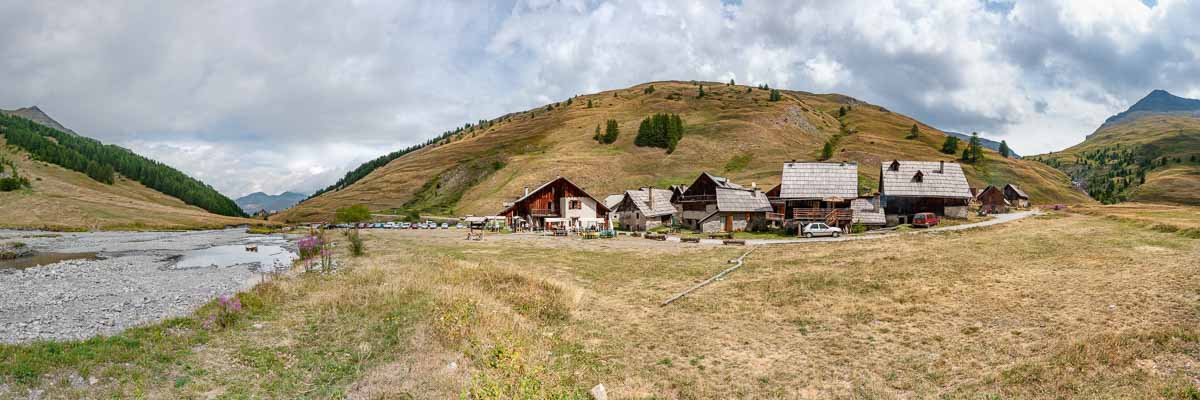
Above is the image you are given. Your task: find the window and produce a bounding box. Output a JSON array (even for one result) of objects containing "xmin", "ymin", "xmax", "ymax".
[{"xmin": 568, "ymin": 200, "xmax": 582, "ymax": 210}]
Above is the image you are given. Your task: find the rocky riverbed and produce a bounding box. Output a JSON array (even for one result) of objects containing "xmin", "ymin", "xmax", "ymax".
[{"xmin": 0, "ymin": 229, "xmax": 297, "ymax": 344}]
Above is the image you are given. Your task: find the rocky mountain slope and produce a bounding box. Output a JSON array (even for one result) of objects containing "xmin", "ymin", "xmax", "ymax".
[
  {"xmin": 1031, "ymin": 90, "xmax": 1200, "ymax": 205},
  {"xmin": 277, "ymin": 81, "xmax": 1089, "ymax": 222}
]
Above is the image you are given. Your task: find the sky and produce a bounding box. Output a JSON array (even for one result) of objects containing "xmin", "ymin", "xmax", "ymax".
[{"xmin": 1, "ymin": 0, "xmax": 1198, "ymax": 198}]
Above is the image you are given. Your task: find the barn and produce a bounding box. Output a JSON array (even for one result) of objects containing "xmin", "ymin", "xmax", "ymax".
[
  {"xmin": 879, "ymin": 160, "xmax": 972, "ymax": 225},
  {"xmin": 975, "ymin": 185, "xmax": 1010, "ymax": 213},
  {"xmin": 1003, "ymin": 184, "xmax": 1031, "ymax": 208}
]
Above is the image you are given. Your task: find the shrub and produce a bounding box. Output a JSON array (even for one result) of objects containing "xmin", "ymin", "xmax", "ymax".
[
  {"xmin": 346, "ymin": 229, "xmax": 365, "ymax": 257},
  {"xmin": 941, "ymin": 136, "xmax": 960, "ymax": 155},
  {"xmin": 906, "ymin": 124, "xmax": 919, "ymax": 140},
  {"xmin": 203, "ymin": 295, "xmax": 242, "ymax": 330},
  {"xmin": 601, "ymin": 119, "xmax": 620, "ymax": 144},
  {"xmin": 820, "ymin": 141, "xmax": 834, "ymax": 160},
  {"xmin": 335, "ymin": 204, "xmax": 371, "ymax": 223},
  {"xmin": 769, "ymin": 89, "xmax": 782, "ymax": 102},
  {"xmin": 850, "ymin": 224, "xmax": 867, "ymax": 234},
  {"xmin": 643, "ymin": 85, "xmax": 655, "ymax": 94}
]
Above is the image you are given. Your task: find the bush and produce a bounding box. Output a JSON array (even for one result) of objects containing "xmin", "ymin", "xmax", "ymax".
[
  {"xmin": 335, "ymin": 204, "xmax": 371, "ymax": 223},
  {"xmin": 906, "ymin": 124, "xmax": 919, "ymax": 140},
  {"xmin": 769, "ymin": 89, "xmax": 782, "ymax": 102},
  {"xmin": 850, "ymin": 224, "xmax": 867, "ymax": 234},
  {"xmin": 643, "ymin": 85, "xmax": 655, "ymax": 94},
  {"xmin": 346, "ymin": 229, "xmax": 365, "ymax": 257},
  {"xmin": 601, "ymin": 119, "xmax": 619, "ymax": 144},
  {"xmin": 941, "ymin": 136, "xmax": 960, "ymax": 155},
  {"xmin": 820, "ymin": 141, "xmax": 834, "ymax": 160}
]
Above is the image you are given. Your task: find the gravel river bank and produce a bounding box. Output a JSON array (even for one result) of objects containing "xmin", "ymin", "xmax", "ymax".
[{"xmin": 0, "ymin": 229, "xmax": 297, "ymax": 344}]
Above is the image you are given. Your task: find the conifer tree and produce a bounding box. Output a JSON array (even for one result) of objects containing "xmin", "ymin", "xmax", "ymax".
[
  {"xmin": 941, "ymin": 136, "xmax": 959, "ymax": 155},
  {"xmin": 999, "ymin": 140, "xmax": 1011, "ymax": 158},
  {"xmin": 906, "ymin": 124, "xmax": 919, "ymax": 139}
]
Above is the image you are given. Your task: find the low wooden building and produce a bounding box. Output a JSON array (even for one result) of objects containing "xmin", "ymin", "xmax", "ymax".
[
  {"xmin": 1003, "ymin": 184, "xmax": 1030, "ymax": 208},
  {"xmin": 499, "ymin": 176, "xmax": 610, "ymax": 231},
  {"xmin": 880, "ymin": 160, "xmax": 972, "ymax": 224},
  {"xmin": 771, "ymin": 162, "xmax": 859, "ymax": 228},
  {"xmin": 674, "ymin": 172, "xmax": 772, "ymax": 233},
  {"xmin": 975, "ymin": 185, "xmax": 1010, "ymax": 213},
  {"xmin": 613, "ymin": 188, "xmax": 675, "ymax": 231}
]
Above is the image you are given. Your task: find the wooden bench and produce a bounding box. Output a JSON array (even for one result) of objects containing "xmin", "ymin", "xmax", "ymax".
[
  {"xmin": 722, "ymin": 239, "xmax": 746, "ymax": 246},
  {"xmin": 680, "ymin": 237, "xmax": 700, "ymax": 243},
  {"xmin": 644, "ymin": 233, "xmax": 667, "ymax": 241},
  {"xmin": 708, "ymin": 232, "xmax": 733, "ymax": 240}
]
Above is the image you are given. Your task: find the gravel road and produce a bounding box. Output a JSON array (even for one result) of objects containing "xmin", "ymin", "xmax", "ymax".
[{"xmin": 0, "ymin": 229, "xmax": 297, "ymax": 344}]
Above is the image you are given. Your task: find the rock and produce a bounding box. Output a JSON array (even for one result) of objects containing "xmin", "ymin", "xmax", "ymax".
[{"xmin": 589, "ymin": 384, "xmax": 607, "ymax": 400}]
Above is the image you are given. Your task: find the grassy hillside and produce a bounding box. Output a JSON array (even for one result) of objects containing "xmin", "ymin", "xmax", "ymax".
[
  {"xmin": 278, "ymin": 81, "xmax": 1089, "ymax": 222},
  {"xmin": 0, "ymin": 136, "xmax": 262, "ymax": 230},
  {"xmin": 1031, "ymin": 114, "xmax": 1200, "ymax": 205}
]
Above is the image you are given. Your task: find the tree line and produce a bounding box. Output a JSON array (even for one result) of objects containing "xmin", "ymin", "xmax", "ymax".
[{"xmin": 0, "ymin": 113, "xmax": 245, "ymax": 216}]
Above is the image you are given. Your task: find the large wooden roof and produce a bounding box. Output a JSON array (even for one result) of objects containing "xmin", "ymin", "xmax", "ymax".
[
  {"xmin": 715, "ymin": 187, "xmax": 773, "ymax": 212},
  {"xmin": 880, "ymin": 160, "xmax": 972, "ymax": 199},
  {"xmin": 779, "ymin": 162, "xmax": 859, "ymax": 200},
  {"xmin": 619, "ymin": 188, "xmax": 676, "ymax": 217}
]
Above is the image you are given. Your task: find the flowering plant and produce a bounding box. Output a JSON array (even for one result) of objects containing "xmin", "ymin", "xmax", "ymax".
[{"xmin": 203, "ymin": 295, "xmax": 243, "ymax": 330}]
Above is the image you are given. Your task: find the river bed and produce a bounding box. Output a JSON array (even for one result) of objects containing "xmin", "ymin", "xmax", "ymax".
[{"xmin": 0, "ymin": 228, "xmax": 298, "ymax": 344}]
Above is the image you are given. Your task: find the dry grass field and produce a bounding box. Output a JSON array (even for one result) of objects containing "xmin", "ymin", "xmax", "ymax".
[
  {"xmin": 4, "ymin": 209, "xmax": 1198, "ymax": 399},
  {"xmin": 0, "ymin": 137, "xmax": 262, "ymax": 230},
  {"xmin": 277, "ymin": 81, "xmax": 1088, "ymax": 223}
]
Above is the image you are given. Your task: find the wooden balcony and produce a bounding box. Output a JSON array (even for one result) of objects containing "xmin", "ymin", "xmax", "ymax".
[
  {"xmin": 676, "ymin": 194, "xmax": 717, "ymax": 203},
  {"xmin": 529, "ymin": 208, "xmax": 558, "ymax": 217},
  {"xmin": 766, "ymin": 212, "xmax": 786, "ymax": 221},
  {"xmin": 791, "ymin": 208, "xmax": 854, "ymax": 225}
]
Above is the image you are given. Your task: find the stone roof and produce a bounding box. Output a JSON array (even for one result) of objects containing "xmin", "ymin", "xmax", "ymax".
[
  {"xmin": 619, "ymin": 188, "xmax": 676, "ymax": 217},
  {"xmin": 880, "ymin": 160, "xmax": 972, "ymax": 199},
  {"xmin": 705, "ymin": 172, "xmax": 743, "ymax": 189},
  {"xmin": 850, "ymin": 198, "xmax": 886, "ymax": 225},
  {"xmin": 603, "ymin": 194, "xmax": 625, "ymax": 210},
  {"xmin": 779, "ymin": 162, "xmax": 859, "ymax": 200},
  {"xmin": 715, "ymin": 188, "xmax": 773, "ymax": 212}
]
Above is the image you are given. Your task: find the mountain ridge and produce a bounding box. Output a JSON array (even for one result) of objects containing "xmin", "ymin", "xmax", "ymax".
[
  {"xmin": 236, "ymin": 191, "xmax": 308, "ymax": 213},
  {"xmin": 1100, "ymin": 89, "xmax": 1200, "ymax": 129}
]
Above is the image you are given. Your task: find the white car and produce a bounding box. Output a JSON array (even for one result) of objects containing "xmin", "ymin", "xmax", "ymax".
[{"xmin": 801, "ymin": 223, "xmax": 842, "ymax": 238}]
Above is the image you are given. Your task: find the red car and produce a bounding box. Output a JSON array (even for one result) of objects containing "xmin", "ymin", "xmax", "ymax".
[{"xmin": 912, "ymin": 212, "xmax": 939, "ymax": 228}]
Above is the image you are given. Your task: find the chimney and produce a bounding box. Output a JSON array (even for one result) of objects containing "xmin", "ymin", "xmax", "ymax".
[
  {"xmin": 524, "ymin": 186, "xmax": 530, "ymax": 197},
  {"xmin": 938, "ymin": 161, "xmax": 945, "ymax": 173},
  {"xmin": 646, "ymin": 187, "xmax": 653, "ymax": 205},
  {"xmin": 751, "ymin": 182, "xmax": 757, "ymax": 189}
]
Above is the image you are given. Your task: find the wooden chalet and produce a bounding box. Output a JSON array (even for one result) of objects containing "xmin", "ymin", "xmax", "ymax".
[
  {"xmin": 769, "ymin": 162, "xmax": 860, "ymax": 228},
  {"xmin": 880, "ymin": 160, "xmax": 972, "ymax": 224},
  {"xmin": 1003, "ymin": 184, "xmax": 1030, "ymax": 208},
  {"xmin": 499, "ymin": 176, "xmax": 610, "ymax": 231},
  {"xmin": 674, "ymin": 172, "xmax": 772, "ymax": 233},
  {"xmin": 613, "ymin": 188, "xmax": 675, "ymax": 231},
  {"xmin": 975, "ymin": 185, "xmax": 1010, "ymax": 213}
]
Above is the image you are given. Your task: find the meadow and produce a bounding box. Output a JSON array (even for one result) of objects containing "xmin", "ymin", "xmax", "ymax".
[{"xmin": 2, "ymin": 208, "xmax": 1198, "ymax": 399}]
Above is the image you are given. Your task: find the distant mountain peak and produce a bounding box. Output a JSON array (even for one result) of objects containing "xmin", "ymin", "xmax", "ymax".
[
  {"xmin": 0, "ymin": 105, "xmax": 77, "ymax": 135},
  {"xmin": 1102, "ymin": 89, "xmax": 1200, "ymax": 128},
  {"xmin": 235, "ymin": 191, "xmax": 308, "ymax": 213}
]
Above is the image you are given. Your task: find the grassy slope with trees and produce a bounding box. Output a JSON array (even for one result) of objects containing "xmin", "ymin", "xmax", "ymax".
[
  {"xmin": 1030, "ymin": 114, "xmax": 1200, "ymax": 205},
  {"xmin": 277, "ymin": 81, "xmax": 1089, "ymax": 222},
  {"xmin": 0, "ymin": 113, "xmax": 245, "ymax": 217}
]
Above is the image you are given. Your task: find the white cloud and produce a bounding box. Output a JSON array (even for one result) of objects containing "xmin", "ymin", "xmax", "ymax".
[{"xmin": 1, "ymin": 0, "xmax": 1197, "ymax": 197}]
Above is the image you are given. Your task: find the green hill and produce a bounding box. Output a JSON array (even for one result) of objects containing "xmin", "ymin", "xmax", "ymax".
[
  {"xmin": 277, "ymin": 81, "xmax": 1089, "ymax": 222},
  {"xmin": 1030, "ymin": 90, "xmax": 1200, "ymax": 205}
]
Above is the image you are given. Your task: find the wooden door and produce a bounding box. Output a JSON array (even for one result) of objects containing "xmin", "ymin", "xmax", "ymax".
[{"xmin": 724, "ymin": 214, "xmax": 733, "ymax": 232}]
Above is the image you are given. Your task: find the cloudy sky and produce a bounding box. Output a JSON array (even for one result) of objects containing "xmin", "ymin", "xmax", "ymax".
[{"xmin": 2, "ymin": 0, "xmax": 1197, "ymax": 198}]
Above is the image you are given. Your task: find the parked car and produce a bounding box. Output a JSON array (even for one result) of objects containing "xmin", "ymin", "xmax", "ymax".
[
  {"xmin": 440, "ymin": 223, "xmax": 449, "ymax": 229},
  {"xmin": 912, "ymin": 212, "xmax": 939, "ymax": 228},
  {"xmin": 399, "ymin": 222, "xmax": 410, "ymax": 229},
  {"xmin": 801, "ymin": 223, "xmax": 842, "ymax": 238},
  {"xmin": 455, "ymin": 223, "xmax": 465, "ymax": 229}
]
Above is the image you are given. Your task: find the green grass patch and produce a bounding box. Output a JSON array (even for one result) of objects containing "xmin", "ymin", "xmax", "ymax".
[{"xmin": 724, "ymin": 153, "xmax": 752, "ymax": 173}]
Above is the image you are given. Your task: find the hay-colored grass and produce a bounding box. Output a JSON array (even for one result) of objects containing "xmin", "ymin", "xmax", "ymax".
[{"xmin": 4, "ymin": 208, "xmax": 1198, "ymax": 398}]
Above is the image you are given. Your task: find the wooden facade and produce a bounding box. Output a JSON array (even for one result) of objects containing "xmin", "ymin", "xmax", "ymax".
[
  {"xmin": 976, "ymin": 185, "xmax": 1010, "ymax": 213},
  {"xmin": 499, "ymin": 177, "xmax": 610, "ymax": 231}
]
